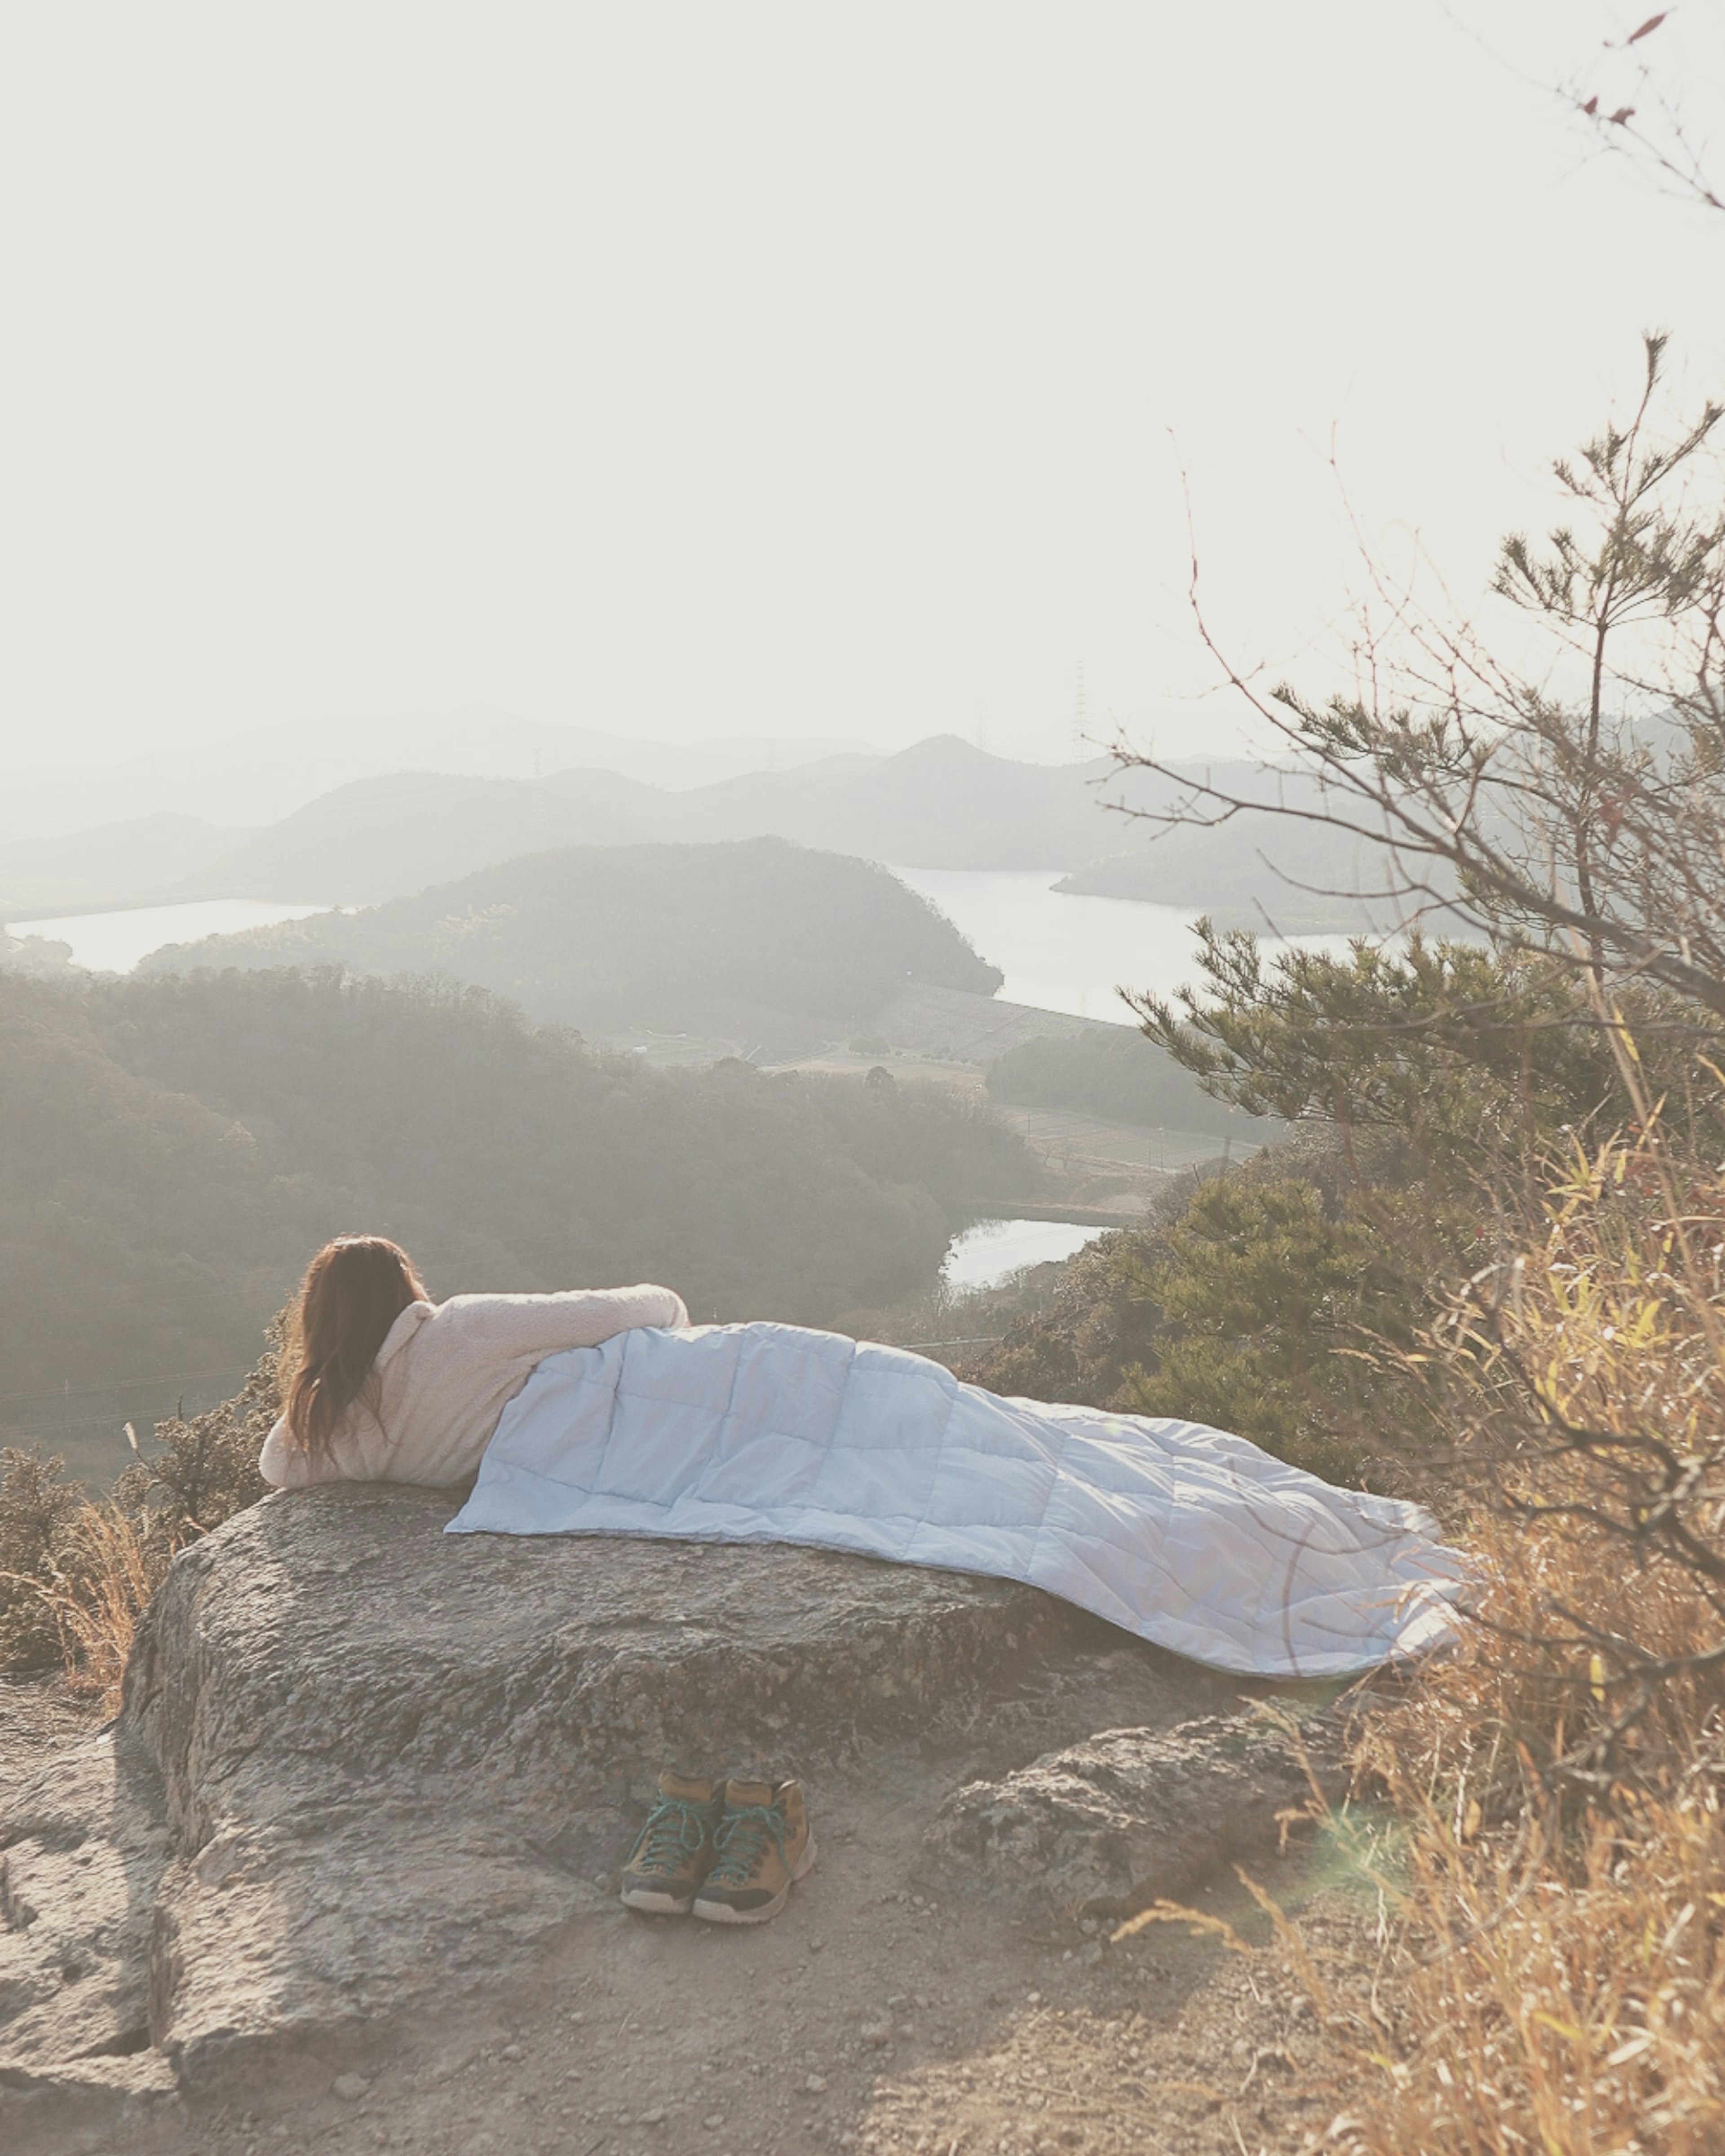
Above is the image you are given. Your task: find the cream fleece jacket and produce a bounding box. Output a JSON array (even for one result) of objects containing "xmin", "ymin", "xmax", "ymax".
[{"xmin": 259, "ymin": 1284, "xmax": 689, "ymax": 1489}]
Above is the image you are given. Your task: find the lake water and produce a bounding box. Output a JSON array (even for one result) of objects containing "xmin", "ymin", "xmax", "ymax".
[
  {"xmin": 8, "ymin": 898, "xmax": 330, "ymax": 973},
  {"xmin": 10, "ymin": 868, "xmax": 1341, "ymax": 1020},
  {"xmin": 943, "ymin": 1215, "xmax": 1102, "ymax": 1290},
  {"xmin": 890, "ymin": 866, "xmax": 1200, "ymax": 1023}
]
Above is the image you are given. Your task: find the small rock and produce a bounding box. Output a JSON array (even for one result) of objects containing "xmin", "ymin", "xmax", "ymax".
[
  {"xmin": 861, "ymin": 2021, "xmax": 892, "ymax": 2047},
  {"xmin": 1025, "ymin": 1991, "xmax": 1042, "ymax": 2006},
  {"xmin": 333, "ymin": 2072, "xmax": 372, "ymax": 2101},
  {"xmin": 500, "ymin": 2042, "xmax": 523, "ymax": 2060},
  {"xmin": 805, "ymin": 2074, "xmax": 829, "ymax": 2094},
  {"xmin": 898, "ymin": 2023, "xmax": 915, "ymax": 2040},
  {"xmin": 703, "ymin": 2113, "xmax": 726, "ymax": 2129},
  {"xmin": 639, "ymin": 2107, "xmax": 666, "ymax": 2126},
  {"xmin": 927, "ymin": 1715, "xmax": 1340, "ymax": 1917}
]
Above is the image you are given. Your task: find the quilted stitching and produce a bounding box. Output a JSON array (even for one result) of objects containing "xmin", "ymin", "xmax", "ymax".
[{"xmin": 448, "ymin": 1321, "xmax": 1467, "ymax": 1678}]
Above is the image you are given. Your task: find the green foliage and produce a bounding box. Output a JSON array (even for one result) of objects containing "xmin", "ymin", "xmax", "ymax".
[
  {"xmin": 962, "ymin": 1122, "xmax": 1446, "ymax": 1484},
  {"xmin": 126, "ymin": 1325, "xmax": 279, "ymax": 1542},
  {"xmin": 985, "ymin": 1026, "xmax": 1277, "ymax": 1136},
  {"xmin": 1129, "ymin": 928, "xmax": 1711, "ymax": 1184},
  {"xmin": 1115, "ymin": 1175, "xmax": 1389, "ymax": 1483},
  {"xmin": 971, "ymin": 1226, "xmax": 1165, "ymax": 1410}
]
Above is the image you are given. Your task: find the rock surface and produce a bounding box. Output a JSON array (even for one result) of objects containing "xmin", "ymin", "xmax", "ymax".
[
  {"xmin": 4, "ymin": 1483, "xmax": 1090, "ymax": 2089},
  {"xmin": 924, "ymin": 1714, "xmax": 1339, "ymax": 1917},
  {"xmin": 0, "ymin": 1734, "xmax": 173, "ymax": 2082}
]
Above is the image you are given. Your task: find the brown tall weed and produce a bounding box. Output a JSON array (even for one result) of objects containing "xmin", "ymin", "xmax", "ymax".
[
  {"xmin": 21, "ymin": 1502, "xmax": 172, "ymax": 1715},
  {"xmin": 0, "ymin": 1327, "xmax": 280, "ymax": 1703},
  {"xmin": 1329, "ymin": 1131, "xmax": 1725, "ymax": 2152}
]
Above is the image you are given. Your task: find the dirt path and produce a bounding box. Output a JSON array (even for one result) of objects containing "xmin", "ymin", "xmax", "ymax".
[{"xmin": 5, "ymin": 1679, "xmax": 1367, "ymax": 2156}]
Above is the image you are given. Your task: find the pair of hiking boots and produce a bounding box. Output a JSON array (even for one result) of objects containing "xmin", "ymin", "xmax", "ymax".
[{"xmin": 620, "ymin": 1771, "xmax": 815, "ymax": 1926}]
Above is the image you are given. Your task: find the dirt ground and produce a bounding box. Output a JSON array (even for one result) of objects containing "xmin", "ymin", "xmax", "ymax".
[{"xmin": 4, "ymin": 1676, "xmax": 1376, "ymax": 2156}]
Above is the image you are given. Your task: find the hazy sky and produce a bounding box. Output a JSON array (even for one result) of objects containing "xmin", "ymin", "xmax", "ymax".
[{"xmin": 3, "ymin": 2, "xmax": 1722, "ymax": 782}]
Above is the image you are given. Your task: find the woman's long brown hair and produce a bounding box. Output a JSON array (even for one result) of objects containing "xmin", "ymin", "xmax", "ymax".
[{"xmin": 284, "ymin": 1236, "xmax": 428, "ymax": 1457}]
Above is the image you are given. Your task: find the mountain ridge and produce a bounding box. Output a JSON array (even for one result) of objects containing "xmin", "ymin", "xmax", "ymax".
[
  {"xmin": 0, "ymin": 707, "xmax": 874, "ymax": 845},
  {"xmin": 65, "ymin": 737, "xmax": 1280, "ymax": 912}
]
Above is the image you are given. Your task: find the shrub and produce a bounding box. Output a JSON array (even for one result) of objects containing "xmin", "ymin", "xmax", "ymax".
[
  {"xmin": 0, "ymin": 1448, "xmax": 87, "ymax": 1671},
  {"xmin": 1115, "ymin": 1174, "xmax": 1409, "ymax": 1484},
  {"xmin": 0, "ymin": 1330, "xmax": 281, "ymax": 1706}
]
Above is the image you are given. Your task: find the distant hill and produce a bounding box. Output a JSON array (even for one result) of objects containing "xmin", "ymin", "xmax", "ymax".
[
  {"xmin": 140, "ymin": 837, "xmax": 1003, "ymax": 1051},
  {"xmin": 138, "ymin": 736, "xmax": 1286, "ymax": 909},
  {"xmin": 10, "ymin": 736, "xmax": 1426, "ymax": 932},
  {"xmin": 160, "ymin": 771, "xmax": 656, "ymax": 907},
  {"xmin": 1059, "ymin": 817, "xmax": 1464, "ymax": 934},
  {"xmin": 574, "ymin": 733, "xmax": 1146, "ymax": 866},
  {"xmin": 0, "ymin": 811, "xmax": 256, "ymax": 919},
  {"xmin": 1050, "ymin": 764, "xmax": 1468, "ymax": 933},
  {"xmin": 0, "ymin": 708, "xmax": 870, "ymax": 844}
]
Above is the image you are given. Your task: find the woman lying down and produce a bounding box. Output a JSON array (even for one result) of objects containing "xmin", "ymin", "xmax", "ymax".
[{"xmin": 262, "ymin": 1234, "xmax": 1468, "ymax": 1918}]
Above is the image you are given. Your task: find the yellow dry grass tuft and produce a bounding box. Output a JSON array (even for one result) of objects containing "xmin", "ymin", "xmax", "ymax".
[
  {"xmin": 1306, "ymin": 1129, "xmax": 1725, "ymax": 2152},
  {"xmin": 1346, "ymin": 1770, "xmax": 1725, "ymax": 2154},
  {"xmin": 5, "ymin": 1501, "xmax": 179, "ymax": 1715}
]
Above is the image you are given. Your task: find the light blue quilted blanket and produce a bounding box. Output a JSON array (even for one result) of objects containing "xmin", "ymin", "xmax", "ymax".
[{"xmin": 446, "ymin": 1321, "xmax": 1466, "ymax": 1676}]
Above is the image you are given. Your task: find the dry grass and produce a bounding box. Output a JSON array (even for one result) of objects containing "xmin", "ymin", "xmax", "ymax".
[
  {"xmin": 1327, "ymin": 1538, "xmax": 1725, "ymax": 2155},
  {"xmin": 3, "ymin": 1500, "xmax": 178, "ymax": 1715},
  {"xmin": 1292, "ymin": 1134, "xmax": 1725, "ymax": 2153},
  {"xmin": 0, "ymin": 1330, "xmax": 278, "ymax": 1700}
]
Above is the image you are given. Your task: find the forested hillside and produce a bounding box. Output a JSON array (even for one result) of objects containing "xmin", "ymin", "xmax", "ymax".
[
  {"xmin": 141, "ymin": 837, "xmax": 1000, "ymax": 1051},
  {"xmin": 0, "ymin": 968, "xmax": 1039, "ymax": 1480}
]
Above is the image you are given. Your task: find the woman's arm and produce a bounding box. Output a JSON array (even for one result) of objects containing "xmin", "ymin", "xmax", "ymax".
[{"xmin": 437, "ymin": 1283, "xmax": 691, "ymax": 1359}]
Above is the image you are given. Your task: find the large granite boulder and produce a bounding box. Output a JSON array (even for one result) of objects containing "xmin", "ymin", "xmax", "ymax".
[{"xmin": 2, "ymin": 1484, "xmax": 1084, "ymax": 2091}]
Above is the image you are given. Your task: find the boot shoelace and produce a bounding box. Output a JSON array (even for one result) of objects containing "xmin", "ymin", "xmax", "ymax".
[
  {"xmin": 706, "ymin": 1801, "xmax": 788, "ymax": 1887},
  {"xmin": 636, "ymin": 1797, "xmax": 715, "ymax": 1873}
]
